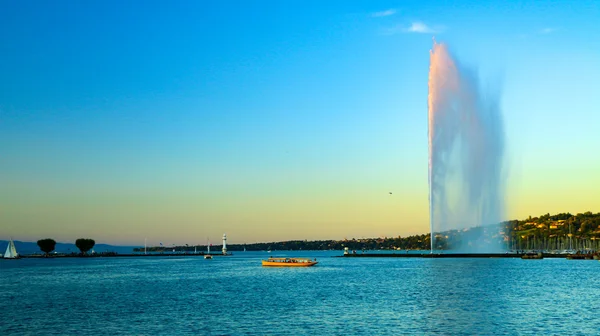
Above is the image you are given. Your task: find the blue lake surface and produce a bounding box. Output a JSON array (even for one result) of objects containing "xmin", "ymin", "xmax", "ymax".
[{"xmin": 1, "ymin": 251, "xmax": 599, "ymax": 335}]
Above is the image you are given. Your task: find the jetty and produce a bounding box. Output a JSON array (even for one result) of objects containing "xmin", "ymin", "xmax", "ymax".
[
  {"xmin": 16, "ymin": 252, "xmax": 231, "ymax": 259},
  {"xmin": 340, "ymin": 252, "xmax": 596, "ymax": 259}
]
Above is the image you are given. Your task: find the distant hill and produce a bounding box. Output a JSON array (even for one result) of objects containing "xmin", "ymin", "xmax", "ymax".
[
  {"xmin": 0, "ymin": 240, "xmax": 139, "ymax": 255},
  {"xmin": 136, "ymin": 211, "xmax": 600, "ymax": 252}
]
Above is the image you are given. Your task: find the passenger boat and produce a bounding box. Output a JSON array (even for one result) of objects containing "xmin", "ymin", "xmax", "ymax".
[{"xmin": 261, "ymin": 257, "xmax": 318, "ymax": 267}]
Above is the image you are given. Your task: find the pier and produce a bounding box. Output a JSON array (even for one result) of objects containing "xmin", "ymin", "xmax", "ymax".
[
  {"xmin": 17, "ymin": 252, "xmax": 231, "ymax": 259},
  {"xmin": 340, "ymin": 252, "xmax": 592, "ymax": 259}
]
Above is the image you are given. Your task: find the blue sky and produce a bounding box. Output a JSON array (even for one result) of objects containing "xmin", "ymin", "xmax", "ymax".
[{"xmin": 1, "ymin": 1, "xmax": 599, "ymax": 245}]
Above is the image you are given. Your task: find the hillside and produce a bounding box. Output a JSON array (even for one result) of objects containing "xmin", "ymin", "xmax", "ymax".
[{"xmin": 137, "ymin": 211, "xmax": 600, "ymax": 252}]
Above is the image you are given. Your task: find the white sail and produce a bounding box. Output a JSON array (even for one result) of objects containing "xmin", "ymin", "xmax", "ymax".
[
  {"xmin": 4, "ymin": 242, "xmax": 12, "ymax": 258},
  {"xmin": 4, "ymin": 239, "xmax": 18, "ymax": 259},
  {"xmin": 11, "ymin": 240, "xmax": 17, "ymax": 257}
]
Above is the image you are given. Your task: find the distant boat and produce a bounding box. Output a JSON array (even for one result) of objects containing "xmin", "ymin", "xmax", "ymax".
[
  {"xmin": 204, "ymin": 239, "xmax": 212, "ymax": 259},
  {"xmin": 4, "ymin": 238, "xmax": 19, "ymax": 259},
  {"xmin": 521, "ymin": 252, "xmax": 543, "ymax": 260},
  {"xmin": 262, "ymin": 257, "xmax": 318, "ymax": 267},
  {"xmin": 567, "ymin": 253, "xmax": 593, "ymax": 260}
]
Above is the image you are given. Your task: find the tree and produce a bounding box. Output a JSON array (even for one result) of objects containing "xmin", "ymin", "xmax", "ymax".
[
  {"xmin": 37, "ymin": 239, "xmax": 57, "ymax": 255},
  {"xmin": 75, "ymin": 238, "xmax": 95, "ymax": 254}
]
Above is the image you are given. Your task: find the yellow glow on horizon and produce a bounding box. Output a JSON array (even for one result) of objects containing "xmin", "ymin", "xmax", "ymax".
[{"xmin": 1, "ymin": 161, "xmax": 598, "ymax": 245}]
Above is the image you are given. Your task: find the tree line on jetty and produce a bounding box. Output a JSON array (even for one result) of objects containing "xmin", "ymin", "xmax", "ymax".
[
  {"xmin": 36, "ymin": 238, "xmax": 96, "ymax": 256},
  {"xmin": 134, "ymin": 211, "xmax": 600, "ymax": 253}
]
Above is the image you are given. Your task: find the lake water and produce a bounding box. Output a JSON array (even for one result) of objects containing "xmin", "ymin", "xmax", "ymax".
[{"xmin": 1, "ymin": 251, "xmax": 599, "ymax": 335}]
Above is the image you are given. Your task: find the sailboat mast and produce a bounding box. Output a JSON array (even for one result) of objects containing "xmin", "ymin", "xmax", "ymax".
[{"xmin": 569, "ymin": 223, "xmax": 573, "ymax": 250}]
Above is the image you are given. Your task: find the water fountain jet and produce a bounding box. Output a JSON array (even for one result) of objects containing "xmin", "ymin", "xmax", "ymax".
[{"xmin": 428, "ymin": 41, "xmax": 505, "ymax": 253}]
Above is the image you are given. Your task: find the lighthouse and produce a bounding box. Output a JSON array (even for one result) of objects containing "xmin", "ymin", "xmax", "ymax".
[{"xmin": 222, "ymin": 234, "xmax": 227, "ymax": 255}]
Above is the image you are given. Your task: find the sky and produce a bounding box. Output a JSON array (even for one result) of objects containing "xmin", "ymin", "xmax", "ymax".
[{"xmin": 1, "ymin": 0, "xmax": 599, "ymax": 246}]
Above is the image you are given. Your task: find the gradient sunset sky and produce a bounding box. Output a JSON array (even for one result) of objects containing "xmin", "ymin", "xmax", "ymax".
[{"xmin": 1, "ymin": 1, "xmax": 599, "ymax": 246}]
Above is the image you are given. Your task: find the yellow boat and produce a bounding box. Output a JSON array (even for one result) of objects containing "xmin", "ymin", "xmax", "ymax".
[{"xmin": 261, "ymin": 257, "xmax": 318, "ymax": 267}]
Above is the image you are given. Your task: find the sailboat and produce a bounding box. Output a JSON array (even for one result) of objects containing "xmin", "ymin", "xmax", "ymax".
[
  {"xmin": 4, "ymin": 238, "xmax": 19, "ymax": 259},
  {"xmin": 204, "ymin": 240, "xmax": 212, "ymax": 259}
]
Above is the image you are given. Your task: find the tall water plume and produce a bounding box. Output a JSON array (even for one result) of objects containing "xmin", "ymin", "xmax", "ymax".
[{"xmin": 428, "ymin": 41, "xmax": 505, "ymax": 252}]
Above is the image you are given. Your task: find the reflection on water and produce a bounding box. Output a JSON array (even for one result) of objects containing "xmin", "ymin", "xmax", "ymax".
[{"xmin": 1, "ymin": 252, "xmax": 599, "ymax": 335}]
